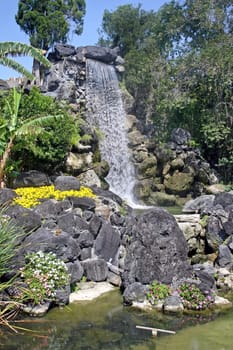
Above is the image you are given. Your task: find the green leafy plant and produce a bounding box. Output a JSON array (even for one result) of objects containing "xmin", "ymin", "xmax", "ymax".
[
  {"xmin": 0, "ymin": 208, "xmax": 20, "ymax": 277},
  {"xmin": 20, "ymin": 251, "xmax": 70, "ymax": 305},
  {"xmin": 177, "ymin": 283, "xmax": 214, "ymax": 310},
  {"xmin": 146, "ymin": 280, "xmax": 171, "ymax": 305}
]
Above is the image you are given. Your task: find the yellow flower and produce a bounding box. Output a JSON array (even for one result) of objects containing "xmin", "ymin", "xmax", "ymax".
[{"xmin": 13, "ymin": 185, "xmax": 96, "ymax": 208}]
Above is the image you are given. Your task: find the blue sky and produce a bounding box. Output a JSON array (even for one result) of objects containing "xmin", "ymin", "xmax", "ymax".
[{"xmin": 0, "ymin": 0, "xmax": 167, "ymax": 80}]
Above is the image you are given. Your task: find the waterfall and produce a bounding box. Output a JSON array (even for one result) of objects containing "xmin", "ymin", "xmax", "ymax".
[{"xmin": 85, "ymin": 59, "xmax": 136, "ymax": 203}]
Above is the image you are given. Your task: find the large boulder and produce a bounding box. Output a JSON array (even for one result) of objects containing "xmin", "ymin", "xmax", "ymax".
[
  {"xmin": 13, "ymin": 170, "xmax": 50, "ymax": 188},
  {"xmin": 164, "ymin": 171, "xmax": 194, "ymax": 196},
  {"xmin": 54, "ymin": 175, "xmax": 80, "ymax": 191},
  {"xmin": 80, "ymin": 46, "xmax": 119, "ymax": 63},
  {"xmin": 122, "ymin": 208, "xmax": 192, "ymax": 288}
]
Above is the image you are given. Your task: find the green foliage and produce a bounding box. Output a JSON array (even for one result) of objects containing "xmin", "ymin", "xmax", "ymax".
[
  {"xmin": 99, "ymin": 0, "xmax": 233, "ymax": 181},
  {"xmin": 146, "ymin": 280, "xmax": 171, "ymax": 305},
  {"xmin": 0, "ymin": 88, "xmax": 68, "ymax": 184},
  {"xmin": 0, "ymin": 41, "xmax": 51, "ymax": 80},
  {"xmin": 0, "ymin": 87, "xmax": 79, "ymax": 179},
  {"xmin": 200, "ymin": 214, "xmax": 209, "ymax": 228},
  {"xmin": 0, "ymin": 209, "xmax": 20, "ymax": 277},
  {"xmin": 16, "ymin": 0, "xmax": 86, "ymax": 51},
  {"xmin": 177, "ymin": 283, "xmax": 214, "ymax": 310},
  {"xmin": 20, "ymin": 251, "xmax": 70, "ymax": 305}
]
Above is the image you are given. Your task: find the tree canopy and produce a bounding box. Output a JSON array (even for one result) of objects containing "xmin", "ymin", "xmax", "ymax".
[
  {"xmin": 99, "ymin": 0, "xmax": 233, "ymax": 181},
  {"xmin": 15, "ymin": 0, "xmax": 86, "ymax": 51}
]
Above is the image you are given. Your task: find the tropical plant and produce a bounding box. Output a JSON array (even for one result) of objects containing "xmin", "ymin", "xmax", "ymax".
[
  {"xmin": 0, "ymin": 88, "xmax": 62, "ymax": 185},
  {"xmin": 6, "ymin": 87, "xmax": 79, "ymax": 175},
  {"xmin": 0, "ymin": 41, "xmax": 50, "ymax": 80}
]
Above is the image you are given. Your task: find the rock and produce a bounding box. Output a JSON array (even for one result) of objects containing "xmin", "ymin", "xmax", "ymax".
[
  {"xmin": 68, "ymin": 196, "xmax": 96, "ymax": 211},
  {"xmin": 77, "ymin": 230, "xmax": 94, "ymax": 248},
  {"xmin": 6, "ymin": 205, "xmax": 41, "ymax": 233},
  {"xmin": 23, "ymin": 301, "xmax": 51, "ymax": 317},
  {"xmin": 82, "ymin": 46, "xmax": 118, "ymax": 63},
  {"xmin": 214, "ymin": 192, "xmax": 233, "ymax": 209},
  {"xmin": 122, "ymin": 208, "xmax": 192, "ymax": 288},
  {"xmin": 13, "ymin": 170, "xmax": 50, "ymax": 188},
  {"xmin": 22, "ymin": 228, "xmax": 81, "ymax": 263},
  {"xmin": 206, "ymin": 216, "xmax": 225, "ymax": 251},
  {"xmin": 89, "ymin": 215, "xmax": 102, "ymax": 237},
  {"xmin": 214, "ymin": 295, "xmax": 232, "ymax": 308},
  {"xmin": 170, "ymin": 158, "xmax": 184, "ymax": 171},
  {"xmin": 54, "ymin": 43, "xmax": 76, "ymax": 58},
  {"xmin": 66, "ymin": 261, "xmax": 84, "ymax": 283},
  {"xmin": 57, "ymin": 212, "xmax": 88, "ymax": 237},
  {"xmin": 216, "ymin": 245, "xmax": 232, "ymax": 268},
  {"xmin": 123, "ymin": 282, "xmax": 148, "ymax": 305},
  {"xmin": 183, "ymin": 195, "xmax": 215, "ymax": 213},
  {"xmin": 54, "ymin": 175, "xmax": 80, "ymax": 191},
  {"xmin": 78, "ymin": 169, "xmax": 101, "ymax": 187},
  {"xmin": 164, "ymin": 172, "xmax": 194, "ymax": 196},
  {"xmin": 107, "ymin": 271, "xmax": 122, "ymax": 286},
  {"xmin": 94, "ymin": 222, "xmax": 120, "ymax": 263},
  {"xmin": 69, "ymin": 282, "xmax": 115, "ymax": 302},
  {"xmin": 164, "ymin": 295, "xmax": 184, "ymax": 313},
  {"xmin": 171, "ymin": 128, "xmax": 191, "ymax": 145},
  {"xmin": 34, "ymin": 199, "xmax": 59, "ymax": 219},
  {"xmin": 0, "ymin": 188, "xmax": 16, "ymax": 206},
  {"xmin": 54, "ymin": 284, "xmax": 71, "ymax": 305},
  {"xmin": 82, "ymin": 258, "xmax": 108, "ymax": 282}
]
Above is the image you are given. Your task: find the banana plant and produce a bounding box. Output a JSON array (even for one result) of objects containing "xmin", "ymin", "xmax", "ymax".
[
  {"xmin": 0, "ymin": 88, "xmax": 62, "ymax": 186},
  {"xmin": 0, "ymin": 41, "xmax": 51, "ymax": 81}
]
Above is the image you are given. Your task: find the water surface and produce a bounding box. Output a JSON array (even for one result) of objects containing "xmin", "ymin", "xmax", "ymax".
[{"xmin": 1, "ymin": 290, "xmax": 232, "ymax": 350}]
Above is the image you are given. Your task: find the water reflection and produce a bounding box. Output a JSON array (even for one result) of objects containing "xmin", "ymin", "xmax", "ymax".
[{"xmin": 1, "ymin": 290, "xmax": 232, "ymax": 350}]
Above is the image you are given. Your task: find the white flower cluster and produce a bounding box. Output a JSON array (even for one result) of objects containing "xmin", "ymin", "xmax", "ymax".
[{"xmin": 21, "ymin": 251, "xmax": 70, "ymax": 304}]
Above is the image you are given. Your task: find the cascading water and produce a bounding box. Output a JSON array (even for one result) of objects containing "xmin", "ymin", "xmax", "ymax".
[{"xmin": 85, "ymin": 58, "xmax": 136, "ymax": 204}]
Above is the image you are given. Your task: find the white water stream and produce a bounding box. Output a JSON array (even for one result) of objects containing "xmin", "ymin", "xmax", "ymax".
[{"xmin": 86, "ymin": 59, "xmax": 136, "ymax": 205}]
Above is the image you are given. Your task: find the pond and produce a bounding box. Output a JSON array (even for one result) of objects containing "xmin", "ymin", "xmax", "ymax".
[{"xmin": 1, "ymin": 290, "xmax": 233, "ymax": 350}]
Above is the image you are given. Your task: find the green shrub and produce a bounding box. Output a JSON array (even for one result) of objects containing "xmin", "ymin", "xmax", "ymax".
[{"xmin": 147, "ymin": 280, "xmax": 171, "ymax": 304}]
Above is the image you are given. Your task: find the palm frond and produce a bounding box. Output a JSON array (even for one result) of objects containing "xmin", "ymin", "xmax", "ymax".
[
  {"xmin": 16, "ymin": 115, "xmax": 64, "ymax": 137},
  {"xmin": 0, "ymin": 42, "xmax": 51, "ymax": 68},
  {"xmin": 0, "ymin": 57, "xmax": 34, "ymax": 80}
]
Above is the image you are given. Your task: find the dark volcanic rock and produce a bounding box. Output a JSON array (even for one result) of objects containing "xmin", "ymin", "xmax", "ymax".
[
  {"xmin": 122, "ymin": 208, "xmax": 192, "ymax": 287},
  {"xmin": 68, "ymin": 196, "xmax": 96, "ymax": 211},
  {"xmin": 0, "ymin": 188, "xmax": 16, "ymax": 206},
  {"xmin": 81, "ymin": 258, "xmax": 108, "ymax": 281},
  {"xmin": 81, "ymin": 46, "xmax": 118, "ymax": 63},
  {"xmin": 6, "ymin": 205, "xmax": 41, "ymax": 232},
  {"xmin": 13, "ymin": 170, "xmax": 50, "ymax": 188},
  {"xmin": 171, "ymin": 128, "xmax": 191, "ymax": 145},
  {"xmin": 22, "ymin": 228, "xmax": 81, "ymax": 262},
  {"xmin": 94, "ymin": 222, "xmax": 120, "ymax": 263},
  {"xmin": 123, "ymin": 282, "xmax": 148, "ymax": 305},
  {"xmin": 54, "ymin": 175, "xmax": 80, "ymax": 191},
  {"xmin": 214, "ymin": 192, "xmax": 233, "ymax": 209}
]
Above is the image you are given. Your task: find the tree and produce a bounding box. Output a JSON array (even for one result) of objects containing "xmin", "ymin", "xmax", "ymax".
[
  {"xmin": 0, "ymin": 88, "xmax": 63, "ymax": 186},
  {"xmin": 0, "ymin": 41, "xmax": 51, "ymax": 80},
  {"xmin": 99, "ymin": 0, "xmax": 233, "ymax": 181},
  {"xmin": 15, "ymin": 0, "xmax": 86, "ymax": 52},
  {"xmin": 98, "ymin": 4, "xmax": 156, "ymax": 56}
]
